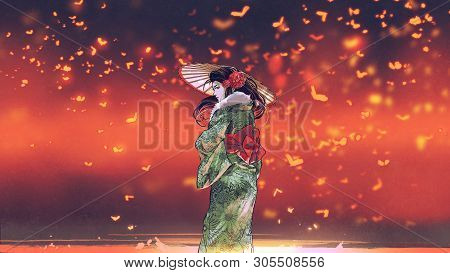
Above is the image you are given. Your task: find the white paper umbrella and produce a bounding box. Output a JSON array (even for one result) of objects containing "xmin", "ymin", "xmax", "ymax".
[{"xmin": 179, "ymin": 63, "xmax": 276, "ymax": 105}]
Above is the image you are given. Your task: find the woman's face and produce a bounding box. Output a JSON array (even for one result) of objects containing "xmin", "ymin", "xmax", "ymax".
[{"xmin": 212, "ymin": 81, "xmax": 225, "ymax": 101}]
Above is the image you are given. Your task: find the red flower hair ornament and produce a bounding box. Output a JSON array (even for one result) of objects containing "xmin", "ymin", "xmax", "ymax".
[{"xmin": 222, "ymin": 71, "xmax": 246, "ymax": 90}]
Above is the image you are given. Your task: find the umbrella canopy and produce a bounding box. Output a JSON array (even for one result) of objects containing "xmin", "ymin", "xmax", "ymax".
[{"xmin": 179, "ymin": 63, "xmax": 276, "ymax": 105}]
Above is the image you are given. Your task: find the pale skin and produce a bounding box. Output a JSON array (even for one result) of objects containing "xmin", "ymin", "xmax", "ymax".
[{"xmin": 212, "ymin": 81, "xmax": 225, "ymax": 102}]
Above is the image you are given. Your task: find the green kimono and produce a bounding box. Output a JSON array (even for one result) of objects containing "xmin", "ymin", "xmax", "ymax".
[{"xmin": 195, "ymin": 101, "xmax": 263, "ymax": 253}]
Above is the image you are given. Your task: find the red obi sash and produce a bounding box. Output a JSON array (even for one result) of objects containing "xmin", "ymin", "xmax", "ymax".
[{"xmin": 225, "ymin": 124, "xmax": 266, "ymax": 164}]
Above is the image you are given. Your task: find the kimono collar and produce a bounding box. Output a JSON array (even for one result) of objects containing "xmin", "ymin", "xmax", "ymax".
[{"xmin": 210, "ymin": 91, "xmax": 252, "ymax": 119}]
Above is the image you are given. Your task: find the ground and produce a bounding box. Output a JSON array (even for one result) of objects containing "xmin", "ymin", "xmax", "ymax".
[{"xmin": 1, "ymin": 235, "xmax": 447, "ymax": 253}]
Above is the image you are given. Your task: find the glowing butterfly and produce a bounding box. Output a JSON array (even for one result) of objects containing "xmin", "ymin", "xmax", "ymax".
[
  {"xmin": 310, "ymin": 85, "xmax": 328, "ymax": 102},
  {"xmin": 285, "ymin": 154, "xmax": 304, "ymax": 167},
  {"xmin": 316, "ymin": 11, "xmax": 328, "ymax": 22},
  {"xmin": 231, "ymin": 5, "xmax": 250, "ymax": 17},
  {"xmin": 388, "ymin": 61, "xmax": 402, "ymax": 70},
  {"xmin": 333, "ymin": 137, "xmax": 347, "ymax": 146},
  {"xmin": 273, "ymin": 188, "xmax": 283, "ymax": 197},
  {"xmin": 97, "ymin": 37, "xmax": 108, "ymax": 46},
  {"xmin": 396, "ymin": 114, "xmax": 410, "ymax": 121},
  {"xmin": 372, "ymin": 178, "xmax": 383, "ymax": 191},
  {"xmin": 90, "ymin": 46, "xmax": 97, "ymax": 56},
  {"xmin": 75, "ymin": 95, "xmax": 86, "ymax": 102},
  {"xmin": 126, "ymin": 113, "xmax": 137, "ymax": 123},
  {"xmin": 84, "ymin": 161, "xmax": 93, "ymax": 167},
  {"xmin": 409, "ymin": 16, "xmax": 421, "ymax": 25},
  {"xmin": 311, "ymin": 119, "xmax": 322, "ymax": 126},
  {"xmin": 377, "ymin": 159, "xmax": 390, "ymax": 166},
  {"xmin": 208, "ymin": 48, "xmax": 223, "ymax": 55},
  {"xmin": 356, "ymin": 70, "xmax": 368, "ymax": 78},
  {"xmin": 315, "ymin": 209, "xmax": 329, "ymax": 218},
  {"xmin": 111, "ymin": 215, "xmax": 121, "ymax": 222},
  {"xmin": 272, "ymin": 16, "xmax": 284, "ymax": 28},
  {"xmin": 113, "ymin": 146, "xmax": 124, "ymax": 153},
  {"xmin": 126, "ymin": 62, "xmax": 134, "ymax": 70},
  {"xmin": 316, "ymin": 177, "xmax": 326, "ymax": 186},
  {"xmin": 309, "ymin": 34, "xmax": 324, "ymax": 41},
  {"xmin": 124, "ymin": 195, "xmax": 135, "ymax": 202},
  {"xmin": 361, "ymin": 111, "xmax": 371, "ymax": 119},
  {"xmin": 348, "ymin": 7, "xmax": 360, "ymax": 16}
]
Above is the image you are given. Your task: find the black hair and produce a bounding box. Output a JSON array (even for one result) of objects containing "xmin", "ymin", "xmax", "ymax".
[{"xmin": 193, "ymin": 66, "xmax": 266, "ymax": 126}]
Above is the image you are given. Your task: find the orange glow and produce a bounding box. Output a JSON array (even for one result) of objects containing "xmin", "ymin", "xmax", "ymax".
[
  {"xmin": 124, "ymin": 195, "xmax": 135, "ymax": 202},
  {"xmin": 316, "ymin": 11, "xmax": 328, "ymax": 22},
  {"xmin": 285, "ymin": 154, "xmax": 304, "ymax": 167},
  {"xmin": 342, "ymin": 36, "xmax": 361, "ymax": 50},
  {"xmin": 0, "ymin": 1, "xmax": 448, "ymax": 243},
  {"xmin": 272, "ymin": 16, "xmax": 284, "ymax": 28},
  {"xmin": 315, "ymin": 209, "xmax": 330, "ymax": 218},
  {"xmin": 230, "ymin": 5, "xmax": 250, "ymax": 17},
  {"xmin": 263, "ymin": 209, "xmax": 277, "ymax": 219},
  {"xmin": 97, "ymin": 37, "xmax": 108, "ymax": 46},
  {"xmin": 310, "ymin": 85, "xmax": 328, "ymax": 102},
  {"xmin": 111, "ymin": 215, "xmax": 121, "ymax": 221}
]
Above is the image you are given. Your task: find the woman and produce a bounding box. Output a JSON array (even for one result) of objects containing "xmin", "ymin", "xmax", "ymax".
[{"xmin": 179, "ymin": 64, "xmax": 275, "ymax": 253}]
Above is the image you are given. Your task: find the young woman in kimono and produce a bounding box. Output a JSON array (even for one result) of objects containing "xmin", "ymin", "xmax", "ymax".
[{"xmin": 179, "ymin": 64, "xmax": 275, "ymax": 253}]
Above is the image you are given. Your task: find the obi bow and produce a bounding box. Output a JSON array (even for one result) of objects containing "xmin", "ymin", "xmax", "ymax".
[{"xmin": 225, "ymin": 125, "xmax": 266, "ymax": 164}]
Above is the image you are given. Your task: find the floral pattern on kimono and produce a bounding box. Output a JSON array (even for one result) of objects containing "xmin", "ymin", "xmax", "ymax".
[{"xmin": 195, "ymin": 97, "xmax": 264, "ymax": 253}]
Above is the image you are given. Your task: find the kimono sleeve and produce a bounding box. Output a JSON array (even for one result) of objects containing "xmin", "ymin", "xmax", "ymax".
[
  {"xmin": 195, "ymin": 114, "xmax": 232, "ymax": 189},
  {"xmin": 195, "ymin": 115, "xmax": 229, "ymax": 155}
]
